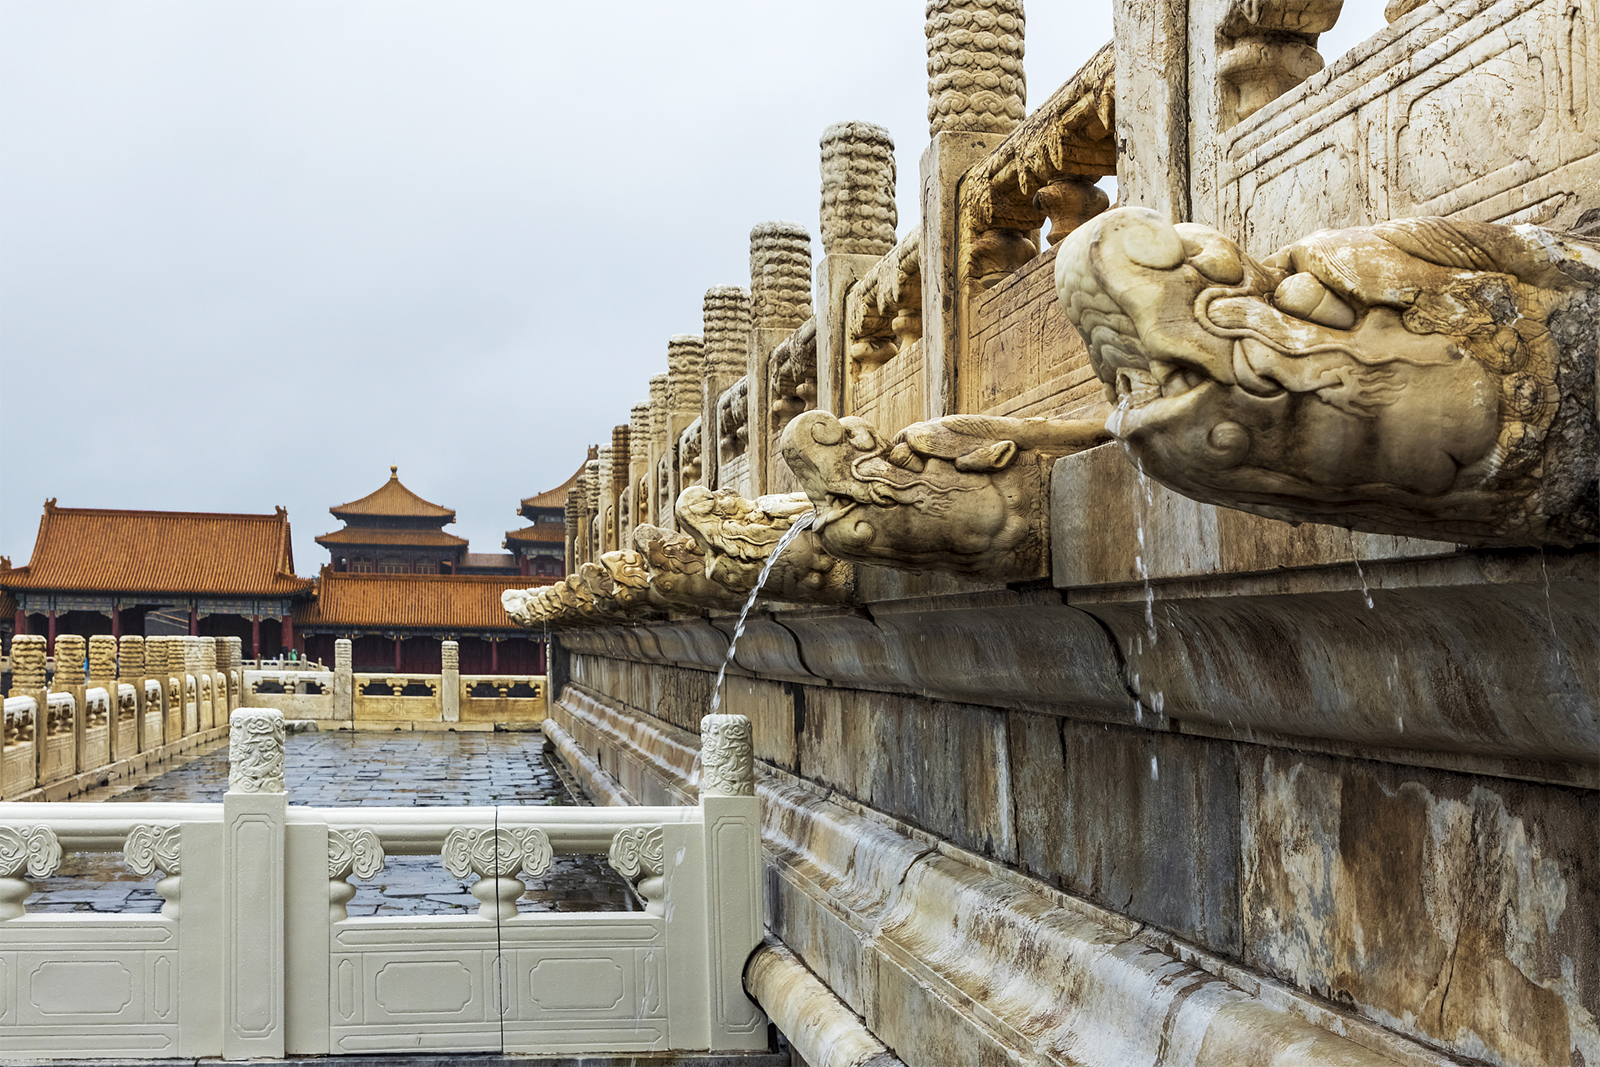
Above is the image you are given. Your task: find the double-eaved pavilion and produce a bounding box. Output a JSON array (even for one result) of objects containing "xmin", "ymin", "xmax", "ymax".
[
  {"xmin": 316, "ymin": 465, "xmax": 470, "ymax": 575},
  {"xmin": 0, "ymin": 500, "xmax": 313, "ymax": 658}
]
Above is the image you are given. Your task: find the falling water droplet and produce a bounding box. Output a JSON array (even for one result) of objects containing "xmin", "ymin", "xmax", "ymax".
[{"xmin": 1150, "ymin": 756, "xmax": 1159, "ymax": 780}]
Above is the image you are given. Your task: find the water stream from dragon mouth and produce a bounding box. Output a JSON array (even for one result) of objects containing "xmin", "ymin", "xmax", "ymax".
[{"xmin": 707, "ymin": 511, "xmax": 815, "ymax": 718}]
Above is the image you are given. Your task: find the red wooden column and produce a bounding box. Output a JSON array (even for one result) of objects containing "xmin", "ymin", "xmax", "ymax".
[
  {"xmin": 537, "ymin": 639, "xmax": 546, "ymax": 674},
  {"xmin": 14, "ymin": 609, "xmax": 26, "ymax": 636},
  {"xmin": 281, "ymin": 614, "xmax": 295, "ymax": 656},
  {"xmin": 111, "ymin": 602, "xmax": 121, "ymax": 640},
  {"xmin": 188, "ymin": 606, "xmax": 198, "ymax": 636},
  {"xmin": 250, "ymin": 617, "xmax": 261, "ymax": 661},
  {"xmin": 47, "ymin": 609, "xmax": 57, "ymax": 655},
  {"xmin": 393, "ymin": 637, "xmax": 403, "ymax": 673},
  {"xmin": 489, "ymin": 638, "xmax": 499, "ymax": 674}
]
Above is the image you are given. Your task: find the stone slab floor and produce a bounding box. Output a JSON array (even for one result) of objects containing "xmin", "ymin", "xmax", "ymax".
[{"xmin": 29, "ymin": 730, "xmax": 635, "ymax": 917}]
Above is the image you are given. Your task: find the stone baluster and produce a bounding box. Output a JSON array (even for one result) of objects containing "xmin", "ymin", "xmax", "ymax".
[
  {"xmin": 202, "ymin": 638, "xmax": 221, "ymax": 730},
  {"xmin": 124, "ymin": 823, "xmax": 182, "ymax": 918},
  {"xmin": 0, "ymin": 825, "xmax": 63, "ymax": 919},
  {"xmin": 607, "ymin": 825, "xmax": 667, "ymax": 916},
  {"xmin": 441, "ymin": 639, "xmax": 460, "ymax": 723},
  {"xmin": 441, "ymin": 826, "xmax": 553, "ymax": 921},
  {"xmin": 327, "ymin": 828, "xmax": 385, "ymax": 922}
]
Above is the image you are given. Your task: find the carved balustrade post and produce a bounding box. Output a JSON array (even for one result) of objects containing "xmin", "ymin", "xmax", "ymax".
[
  {"xmin": 922, "ymin": 0, "xmax": 1025, "ymax": 418},
  {"xmin": 749, "ymin": 222, "xmax": 814, "ymax": 495},
  {"xmin": 440, "ymin": 640, "xmax": 460, "ymax": 722},
  {"xmin": 648, "ymin": 372, "xmax": 671, "ymax": 527},
  {"xmin": 702, "ymin": 287, "xmax": 751, "ymax": 492},
  {"xmin": 223, "ymin": 708, "xmax": 286, "ymax": 1057},
  {"xmin": 666, "ymin": 335, "xmax": 707, "ymax": 511},
  {"xmin": 54, "ymin": 634, "xmax": 87, "ymax": 775},
  {"xmin": 10, "ymin": 636, "xmax": 47, "ymax": 782},
  {"xmin": 142, "ymin": 636, "xmax": 169, "ymax": 747},
  {"xmin": 332, "ymin": 638, "xmax": 353, "ymax": 721},
  {"xmin": 0, "ymin": 824, "xmax": 63, "ymax": 919},
  {"xmin": 696, "ymin": 713, "xmax": 766, "ymax": 1048},
  {"xmin": 89, "ymin": 635, "xmax": 120, "ymax": 763},
  {"xmin": 119, "ymin": 635, "xmax": 148, "ymax": 751},
  {"xmin": 817, "ymin": 121, "xmax": 897, "ymax": 417}
]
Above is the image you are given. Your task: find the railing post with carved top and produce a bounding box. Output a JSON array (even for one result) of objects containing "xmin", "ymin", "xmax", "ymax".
[
  {"xmin": 697, "ymin": 713, "xmax": 767, "ymax": 1050},
  {"xmin": 223, "ymin": 708, "xmax": 287, "ymax": 1059}
]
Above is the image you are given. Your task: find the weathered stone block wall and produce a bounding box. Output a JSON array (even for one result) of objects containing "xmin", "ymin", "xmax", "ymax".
[{"xmin": 561, "ymin": 648, "xmax": 1598, "ymax": 1066}]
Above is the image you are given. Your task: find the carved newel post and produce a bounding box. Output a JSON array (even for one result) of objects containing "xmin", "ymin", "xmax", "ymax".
[
  {"xmin": 695, "ymin": 712, "xmax": 765, "ymax": 1046},
  {"xmin": 440, "ymin": 640, "xmax": 460, "ymax": 723},
  {"xmin": 89, "ymin": 635, "xmax": 119, "ymax": 761},
  {"xmin": 332, "ymin": 638, "xmax": 353, "ymax": 721},
  {"xmin": 9, "ymin": 635, "xmax": 46, "ymax": 779},
  {"xmin": 54, "ymin": 634, "xmax": 87, "ymax": 772},
  {"xmin": 119, "ymin": 635, "xmax": 150, "ymax": 750},
  {"xmin": 224, "ymin": 708, "xmax": 286, "ymax": 1057}
]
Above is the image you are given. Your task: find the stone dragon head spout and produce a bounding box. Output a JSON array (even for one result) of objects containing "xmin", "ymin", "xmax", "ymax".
[
  {"xmin": 1056, "ymin": 207, "xmax": 1599, "ymax": 545},
  {"xmin": 780, "ymin": 410, "xmax": 1107, "ymax": 578},
  {"xmin": 674, "ymin": 486, "xmax": 852, "ymax": 603}
]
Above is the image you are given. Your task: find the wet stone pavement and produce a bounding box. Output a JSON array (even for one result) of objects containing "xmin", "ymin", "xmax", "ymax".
[{"xmin": 29, "ymin": 730, "xmax": 637, "ymax": 917}]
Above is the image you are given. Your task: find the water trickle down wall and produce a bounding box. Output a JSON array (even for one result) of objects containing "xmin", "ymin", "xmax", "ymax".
[{"xmin": 525, "ymin": 1, "xmax": 1599, "ymax": 1064}]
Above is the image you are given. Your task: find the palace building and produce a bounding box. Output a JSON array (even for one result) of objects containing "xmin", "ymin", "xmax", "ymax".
[{"xmin": 1, "ymin": 501, "xmax": 313, "ymax": 658}]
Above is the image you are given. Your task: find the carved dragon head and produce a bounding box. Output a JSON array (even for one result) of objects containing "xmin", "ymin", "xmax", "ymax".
[{"xmin": 1055, "ymin": 207, "xmax": 1599, "ymax": 545}]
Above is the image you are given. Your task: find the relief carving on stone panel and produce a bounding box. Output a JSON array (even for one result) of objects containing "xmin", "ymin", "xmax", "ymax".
[
  {"xmin": 780, "ymin": 409, "xmax": 1110, "ymax": 578},
  {"xmin": 675, "ymin": 486, "xmax": 854, "ymax": 603},
  {"xmin": 441, "ymin": 826, "xmax": 552, "ymax": 880},
  {"xmin": 1055, "ymin": 207, "xmax": 1600, "ymax": 546}
]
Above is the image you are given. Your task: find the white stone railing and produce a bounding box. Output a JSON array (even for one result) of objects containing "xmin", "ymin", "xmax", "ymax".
[
  {"xmin": 243, "ymin": 664, "xmax": 547, "ymax": 726},
  {"xmin": 0, "ymin": 708, "xmax": 765, "ymax": 1060}
]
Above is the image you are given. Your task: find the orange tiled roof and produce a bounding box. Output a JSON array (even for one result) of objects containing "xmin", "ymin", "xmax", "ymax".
[
  {"xmin": 315, "ymin": 527, "xmax": 468, "ymax": 548},
  {"xmin": 331, "ymin": 466, "xmax": 455, "ymax": 520},
  {"xmin": 520, "ymin": 458, "xmax": 589, "ymax": 513},
  {"xmin": 1, "ymin": 502, "xmax": 312, "ymax": 597},
  {"xmin": 296, "ymin": 568, "xmax": 557, "ymax": 631},
  {"xmin": 504, "ymin": 524, "xmax": 566, "ymax": 546}
]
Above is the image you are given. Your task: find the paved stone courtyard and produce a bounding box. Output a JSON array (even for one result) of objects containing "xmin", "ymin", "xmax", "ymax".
[{"xmin": 30, "ymin": 730, "xmax": 636, "ymax": 917}]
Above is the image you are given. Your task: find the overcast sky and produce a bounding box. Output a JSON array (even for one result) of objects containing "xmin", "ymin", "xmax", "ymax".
[{"xmin": 0, "ymin": 0, "xmax": 1388, "ymax": 571}]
